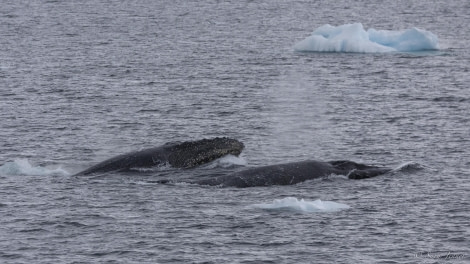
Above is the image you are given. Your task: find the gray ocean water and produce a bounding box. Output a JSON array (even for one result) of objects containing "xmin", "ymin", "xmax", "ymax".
[{"xmin": 1, "ymin": 0, "xmax": 469, "ymax": 263}]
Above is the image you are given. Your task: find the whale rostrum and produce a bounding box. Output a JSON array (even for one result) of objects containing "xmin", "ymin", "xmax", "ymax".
[{"xmin": 74, "ymin": 137, "xmax": 244, "ymax": 176}]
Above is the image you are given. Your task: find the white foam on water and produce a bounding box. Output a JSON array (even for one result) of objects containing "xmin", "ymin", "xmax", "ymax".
[
  {"xmin": 294, "ymin": 23, "xmax": 439, "ymax": 53},
  {"xmin": 0, "ymin": 159, "xmax": 69, "ymax": 176},
  {"xmin": 252, "ymin": 197, "xmax": 350, "ymax": 213},
  {"xmin": 203, "ymin": 154, "xmax": 248, "ymax": 169}
]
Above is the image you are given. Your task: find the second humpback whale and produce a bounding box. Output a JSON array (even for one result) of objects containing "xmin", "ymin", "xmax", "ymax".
[
  {"xmin": 74, "ymin": 137, "xmax": 244, "ymax": 176},
  {"xmin": 187, "ymin": 160, "xmax": 392, "ymax": 187}
]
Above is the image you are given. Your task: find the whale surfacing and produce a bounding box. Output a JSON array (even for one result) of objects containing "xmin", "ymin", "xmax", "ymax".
[
  {"xmin": 192, "ymin": 160, "xmax": 391, "ymax": 188},
  {"xmin": 74, "ymin": 137, "xmax": 244, "ymax": 176}
]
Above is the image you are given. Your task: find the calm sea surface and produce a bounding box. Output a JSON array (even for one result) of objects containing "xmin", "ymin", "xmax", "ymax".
[{"xmin": 1, "ymin": 0, "xmax": 469, "ymax": 263}]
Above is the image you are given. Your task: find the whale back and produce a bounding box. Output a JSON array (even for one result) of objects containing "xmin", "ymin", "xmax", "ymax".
[
  {"xmin": 167, "ymin": 137, "xmax": 244, "ymax": 168},
  {"xmin": 328, "ymin": 160, "xmax": 392, "ymax": 179},
  {"xmin": 196, "ymin": 160, "xmax": 334, "ymax": 187},
  {"xmin": 193, "ymin": 160, "xmax": 391, "ymax": 187},
  {"xmin": 329, "ymin": 160, "xmax": 375, "ymax": 170}
]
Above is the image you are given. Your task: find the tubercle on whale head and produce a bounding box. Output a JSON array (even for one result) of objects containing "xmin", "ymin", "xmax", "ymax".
[
  {"xmin": 216, "ymin": 137, "xmax": 244, "ymax": 156},
  {"xmin": 168, "ymin": 137, "xmax": 244, "ymax": 168},
  {"xmin": 186, "ymin": 137, "xmax": 244, "ymax": 156}
]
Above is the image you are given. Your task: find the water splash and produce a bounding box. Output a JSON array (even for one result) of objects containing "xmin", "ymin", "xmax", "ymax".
[
  {"xmin": 392, "ymin": 161, "xmax": 424, "ymax": 173},
  {"xmin": 203, "ymin": 154, "xmax": 248, "ymax": 169},
  {"xmin": 252, "ymin": 197, "xmax": 350, "ymax": 213},
  {"xmin": 0, "ymin": 159, "xmax": 69, "ymax": 176}
]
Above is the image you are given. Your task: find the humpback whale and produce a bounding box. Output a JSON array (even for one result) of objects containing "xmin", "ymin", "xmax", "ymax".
[
  {"xmin": 189, "ymin": 160, "xmax": 391, "ymax": 187},
  {"xmin": 74, "ymin": 137, "xmax": 244, "ymax": 176}
]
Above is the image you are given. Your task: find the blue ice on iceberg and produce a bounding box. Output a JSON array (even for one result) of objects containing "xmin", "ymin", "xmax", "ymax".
[{"xmin": 294, "ymin": 23, "xmax": 439, "ymax": 53}]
